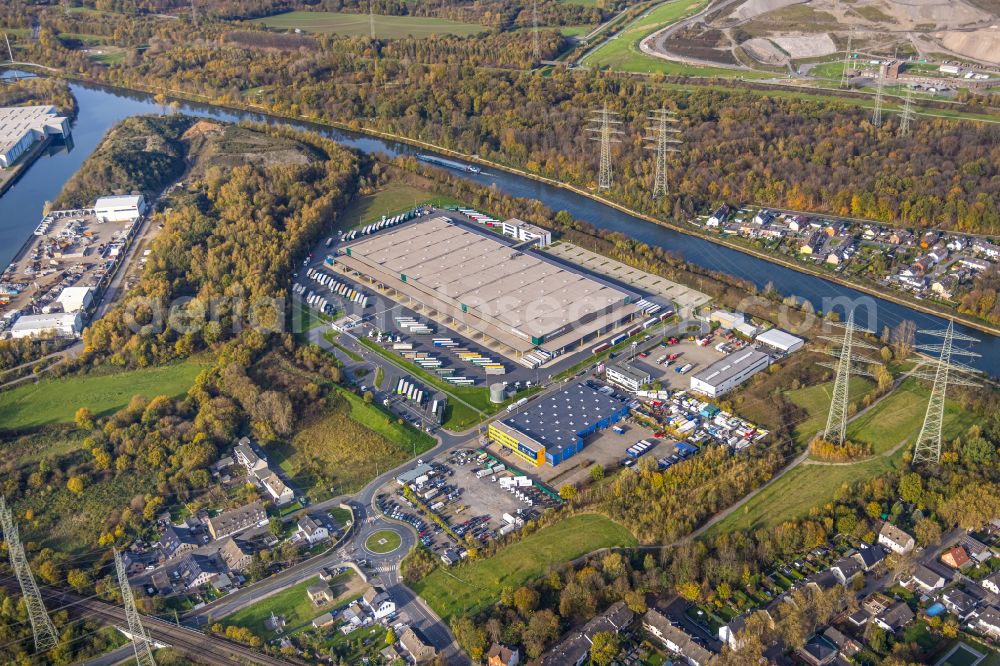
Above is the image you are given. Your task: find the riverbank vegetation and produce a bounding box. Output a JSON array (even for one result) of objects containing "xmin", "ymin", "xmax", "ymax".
[{"xmin": 0, "ymin": 76, "xmax": 77, "ymax": 117}]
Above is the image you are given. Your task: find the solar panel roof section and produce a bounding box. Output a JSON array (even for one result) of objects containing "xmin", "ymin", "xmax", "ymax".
[{"xmin": 503, "ymin": 383, "xmax": 624, "ymax": 454}]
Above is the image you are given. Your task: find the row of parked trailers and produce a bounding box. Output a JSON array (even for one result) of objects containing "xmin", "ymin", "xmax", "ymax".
[
  {"xmin": 457, "ymin": 208, "xmax": 499, "ymax": 227},
  {"xmin": 395, "ymin": 316, "xmax": 434, "ymax": 335},
  {"xmin": 341, "ymin": 207, "xmax": 423, "ymax": 242},
  {"xmin": 626, "ymin": 439, "xmax": 654, "ymax": 458},
  {"xmin": 396, "ymin": 378, "xmax": 426, "ymax": 405},
  {"xmin": 518, "ymin": 348, "xmax": 551, "ymax": 370},
  {"xmin": 591, "ymin": 309, "xmax": 674, "ymax": 355},
  {"xmin": 304, "ymin": 268, "xmax": 370, "ymax": 308},
  {"xmin": 434, "ymin": 338, "xmax": 506, "ymax": 375}
]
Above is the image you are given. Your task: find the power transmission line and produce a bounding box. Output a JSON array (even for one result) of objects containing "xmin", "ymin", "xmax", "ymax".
[
  {"xmin": 588, "ymin": 104, "xmax": 623, "ymax": 191},
  {"xmin": 817, "ymin": 309, "xmax": 879, "ymax": 445},
  {"xmin": 839, "ymin": 30, "xmax": 854, "ymax": 88},
  {"xmin": 532, "ymin": 0, "xmax": 541, "ymax": 61},
  {"xmin": 911, "ymin": 321, "xmax": 981, "ymax": 464},
  {"xmin": 644, "ymin": 107, "xmax": 682, "ymax": 198},
  {"xmin": 0, "ymin": 496, "xmax": 58, "ymax": 652},
  {"xmin": 3, "ymin": 33, "xmax": 13, "ymax": 63},
  {"xmin": 899, "ymin": 86, "xmax": 915, "ymax": 136},
  {"xmin": 369, "ymin": 0, "xmax": 376, "ymax": 40},
  {"xmin": 871, "ymin": 63, "xmax": 884, "ymax": 127},
  {"xmin": 115, "ymin": 548, "xmax": 157, "ymax": 666}
]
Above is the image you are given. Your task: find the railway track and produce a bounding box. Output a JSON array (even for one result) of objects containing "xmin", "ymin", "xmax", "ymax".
[{"xmin": 32, "ymin": 586, "xmax": 297, "ymax": 666}]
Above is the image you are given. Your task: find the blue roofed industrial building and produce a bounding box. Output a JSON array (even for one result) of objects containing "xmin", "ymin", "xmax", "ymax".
[{"xmin": 488, "ymin": 383, "xmax": 630, "ymax": 467}]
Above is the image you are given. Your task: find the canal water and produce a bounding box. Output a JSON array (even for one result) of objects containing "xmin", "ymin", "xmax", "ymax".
[{"xmin": 1, "ymin": 77, "xmax": 995, "ymax": 374}]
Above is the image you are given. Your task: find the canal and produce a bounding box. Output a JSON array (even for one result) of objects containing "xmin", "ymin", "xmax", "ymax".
[{"xmin": 1, "ymin": 77, "xmax": 995, "ymax": 374}]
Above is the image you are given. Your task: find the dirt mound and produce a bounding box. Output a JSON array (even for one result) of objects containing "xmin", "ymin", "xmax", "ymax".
[
  {"xmin": 743, "ymin": 38, "xmax": 786, "ymax": 64},
  {"xmin": 181, "ymin": 119, "xmax": 225, "ymax": 141},
  {"xmin": 731, "ymin": 0, "xmax": 807, "ymax": 22},
  {"xmin": 933, "ymin": 27, "xmax": 1000, "ymax": 64},
  {"xmin": 772, "ymin": 33, "xmax": 837, "ymax": 57}
]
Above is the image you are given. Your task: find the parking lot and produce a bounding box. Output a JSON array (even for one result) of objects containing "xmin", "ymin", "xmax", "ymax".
[
  {"xmin": 380, "ymin": 452, "xmax": 557, "ymax": 560},
  {"xmin": 628, "ymin": 338, "xmax": 732, "ymax": 391}
]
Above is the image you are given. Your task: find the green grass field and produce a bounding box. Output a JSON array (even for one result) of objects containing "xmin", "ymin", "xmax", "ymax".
[
  {"xmin": 274, "ymin": 385, "xmax": 435, "ymax": 496},
  {"xmin": 582, "ymin": 0, "xmax": 769, "ymax": 78},
  {"xmin": 785, "ymin": 377, "xmax": 874, "ymax": 446},
  {"xmin": 252, "ymin": 11, "xmax": 487, "ymax": 38},
  {"xmin": 365, "ymin": 529, "xmax": 402, "ymax": 554},
  {"xmin": 707, "ymin": 378, "xmax": 977, "ymax": 535},
  {"xmin": 341, "ymin": 184, "xmax": 459, "ymax": 230},
  {"xmin": 224, "ymin": 572, "xmax": 359, "ymax": 636},
  {"xmin": 0, "ymin": 360, "xmax": 206, "ymax": 430},
  {"xmin": 412, "ymin": 514, "xmax": 636, "ymax": 622}
]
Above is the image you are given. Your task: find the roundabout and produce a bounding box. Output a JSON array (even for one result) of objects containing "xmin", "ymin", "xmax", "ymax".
[{"xmin": 364, "ymin": 529, "xmax": 403, "ymax": 554}]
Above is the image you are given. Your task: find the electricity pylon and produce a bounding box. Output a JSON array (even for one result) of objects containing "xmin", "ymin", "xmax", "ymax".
[
  {"xmin": 588, "ymin": 105, "xmax": 623, "ymax": 191},
  {"xmin": 3, "ymin": 33, "xmax": 14, "ymax": 63},
  {"xmin": 871, "ymin": 65, "xmax": 884, "ymax": 127},
  {"xmin": 839, "ymin": 30, "xmax": 854, "ymax": 88},
  {"xmin": 532, "ymin": 0, "xmax": 541, "ymax": 61},
  {"xmin": 0, "ymin": 496, "xmax": 58, "ymax": 652},
  {"xmin": 115, "ymin": 548, "xmax": 157, "ymax": 666},
  {"xmin": 644, "ymin": 107, "xmax": 682, "ymax": 198},
  {"xmin": 817, "ymin": 309, "xmax": 879, "ymax": 444},
  {"xmin": 899, "ymin": 86, "xmax": 915, "ymax": 136},
  {"xmin": 911, "ymin": 321, "xmax": 981, "ymax": 464}
]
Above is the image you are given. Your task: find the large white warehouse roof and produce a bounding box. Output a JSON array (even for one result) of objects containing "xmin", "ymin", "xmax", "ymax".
[{"xmin": 755, "ymin": 328, "xmax": 804, "ymax": 353}]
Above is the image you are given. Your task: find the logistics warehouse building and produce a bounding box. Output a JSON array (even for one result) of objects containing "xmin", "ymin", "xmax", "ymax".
[
  {"xmin": 0, "ymin": 105, "xmax": 71, "ymax": 169},
  {"xmin": 689, "ymin": 349, "xmax": 772, "ymax": 398},
  {"xmin": 488, "ymin": 384, "xmax": 629, "ymax": 467},
  {"xmin": 336, "ymin": 216, "xmax": 640, "ymax": 362}
]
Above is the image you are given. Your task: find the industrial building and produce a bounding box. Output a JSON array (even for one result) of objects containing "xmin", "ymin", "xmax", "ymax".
[
  {"xmin": 54, "ymin": 286, "xmax": 95, "ymax": 313},
  {"xmin": 755, "ymin": 328, "xmax": 804, "ymax": 354},
  {"xmin": 95, "ymin": 194, "xmax": 147, "ymax": 222},
  {"xmin": 689, "ymin": 349, "xmax": 772, "ymax": 398},
  {"xmin": 337, "ymin": 216, "xmax": 639, "ymax": 362},
  {"xmin": 488, "ymin": 383, "xmax": 629, "ymax": 467},
  {"xmin": 9, "ymin": 312, "xmax": 83, "ymax": 339},
  {"xmin": 605, "ymin": 361, "xmax": 651, "ymax": 392},
  {"xmin": 0, "ymin": 105, "xmax": 71, "ymax": 169},
  {"xmin": 497, "ymin": 217, "xmax": 551, "ymax": 247}
]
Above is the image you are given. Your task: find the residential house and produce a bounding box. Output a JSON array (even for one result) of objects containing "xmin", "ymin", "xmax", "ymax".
[
  {"xmin": 217, "ymin": 537, "xmax": 253, "ymax": 573},
  {"xmin": 488, "ymin": 643, "xmax": 520, "ymax": 666},
  {"xmin": 174, "ymin": 553, "xmax": 224, "ymax": 590},
  {"xmin": 363, "ymin": 586, "xmax": 396, "ymax": 620},
  {"xmin": 296, "ymin": 515, "xmax": 329, "ymax": 545},
  {"xmin": 796, "ymin": 633, "xmax": 838, "ymax": 666},
  {"xmin": 400, "ymin": 626, "xmax": 436, "ymax": 665},
  {"xmin": 878, "ymin": 523, "xmax": 916, "ymax": 555},
  {"xmin": 825, "ymin": 252, "xmax": 842, "ymax": 266},
  {"xmin": 846, "ymin": 609, "xmax": 869, "ymax": 628},
  {"xmin": 788, "ymin": 216, "xmax": 805, "ymax": 232},
  {"xmin": 754, "ymin": 209, "xmax": 774, "ymax": 226},
  {"xmin": 889, "ymin": 230, "xmax": 911, "ymax": 246},
  {"xmin": 920, "ymin": 231, "xmax": 940, "ymax": 249},
  {"xmin": 961, "ymin": 534, "xmax": 993, "ymax": 563},
  {"xmin": 381, "ymin": 645, "xmax": 403, "ymax": 663},
  {"xmin": 941, "ymin": 588, "xmax": 978, "ymax": 620},
  {"xmin": 119, "ymin": 551, "xmax": 145, "ymax": 575},
  {"xmin": 982, "ymin": 571, "xmax": 1000, "ymax": 596},
  {"xmin": 831, "ymin": 556, "xmax": 863, "ymax": 585},
  {"xmin": 941, "ymin": 545, "xmax": 971, "ymax": 569},
  {"xmin": 931, "ymin": 276, "xmax": 957, "ymax": 299},
  {"xmin": 912, "ymin": 255, "xmax": 935, "ymax": 276},
  {"xmin": 340, "ymin": 603, "xmax": 365, "ymax": 633},
  {"xmin": 874, "ymin": 602, "xmax": 915, "ymax": 633},
  {"xmin": 800, "ymin": 232, "xmax": 823, "ymax": 255},
  {"xmin": 312, "ymin": 612, "xmax": 334, "ymax": 629},
  {"xmin": 207, "ymin": 501, "xmax": 266, "ymax": 540},
  {"xmin": 718, "ymin": 615, "xmax": 748, "ymax": 650},
  {"xmin": 307, "ymin": 582, "xmax": 334, "ymax": 606},
  {"xmin": 707, "ymin": 205, "xmax": 730, "ymax": 228},
  {"xmin": 642, "ymin": 608, "xmax": 716, "ymax": 666},
  {"xmin": 973, "ymin": 240, "xmax": 1000, "ymax": 260},
  {"xmin": 822, "ymin": 626, "xmax": 861, "ymax": 657},
  {"xmin": 854, "ymin": 544, "xmax": 887, "ymax": 571},
  {"xmin": 960, "ymin": 257, "xmax": 992, "ymax": 272},
  {"xmin": 158, "ymin": 525, "xmax": 199, "ymax": 560},
  {"xmin": 973, "ymin": 606, "xmax": 1000, "ymax": 639},
  {"xmin": 234, "ymin": 437, "xmax": 269, "ymax": 475},
  {"xmin": 908, "ymin": 564, "xmax": 947, "ymax": 593},
  {"xmin": 260, "ymin": 471, "xmax": 294, "ymax": 506},
  {"xmin": 863, "ymin": 593, "xmax": 893, "ymax": 617},
  {"xmin": 539, "ymin": 602, "xmax": 634, "ymax": 666}
]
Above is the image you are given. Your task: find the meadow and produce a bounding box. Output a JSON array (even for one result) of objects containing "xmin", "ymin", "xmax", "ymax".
[
  {"xmin": 0, "ymin": 359, "xmax": 205, "ymax": 429},
  {"xmin": 412, "ymin": 514, "xmax": 636, "ymax": 622}
]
